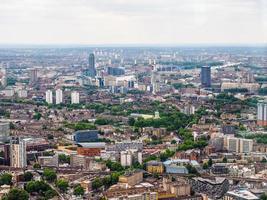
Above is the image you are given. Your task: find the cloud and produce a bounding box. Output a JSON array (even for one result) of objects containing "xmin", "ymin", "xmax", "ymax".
[{"xmin": 0, "ymin": 0, "xmax": 265, "ymax": 44}]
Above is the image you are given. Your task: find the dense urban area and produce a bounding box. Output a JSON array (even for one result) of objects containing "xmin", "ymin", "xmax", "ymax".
[{"xmin": 0, "ymin": 46, "xmax": 266, "ymax": 200}]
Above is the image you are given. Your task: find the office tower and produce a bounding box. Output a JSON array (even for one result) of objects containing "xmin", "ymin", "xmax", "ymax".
[
  {"xmin": 55, "ymin": 89, "xmax": 63, "ymax": 104},
  {"xmin": 1, "ymin": 68, "xmax": 7, "ymax": 87},
  {"xmin": 0, "ymin": 122, "xmax": 10, "ymax": 143},
  {"xmin": 257, "ymin": 101, "xmax": 267, "ymax": 126},
  {"xmin": 45, "ymin": 90, "xmax": 53, "ymax": 104},
  {"xmin": 30, "ymin": 68, "xmax": 38, "ymax": 84},
  {"xmin": 201, "ymin": 66, "xmax": 211, "ymax": 88},
  {"xmin": 10, "ymin": 138, "xmax": 27, "ymax": 168},
  {"xmin": 71, "ymin": 91, "xmax": 80, "ymax": 104},
  {"xmin": 88, "ymin": 53, "xmax": 96, "ymax": 77}
]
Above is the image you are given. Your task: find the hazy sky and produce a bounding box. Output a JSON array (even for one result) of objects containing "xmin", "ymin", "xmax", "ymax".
[{"xmin": 0, "ymin": 0, "xmax": 266, "ymax": 45}]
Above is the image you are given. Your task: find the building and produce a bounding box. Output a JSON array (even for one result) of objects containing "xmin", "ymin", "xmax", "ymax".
[
  {"xmin": 88, "ymin": 53, "xmax": 96, "ymax": 77},
  {"xmin": 257, "ymin": 101, "xmax": 267, "ymax": 126},
  {"xmin": 70, "ymin": 154, "xmax": 105, "ymax": 170},
  {"xmin": 30, "ymin": 68, "xmax": 38, "ymax": 84},
  {"xmin": 55, "ymin": 89, "xmax": 63, "ymax": 104},
  {"xmin": 225, "ymin": 137, "xmax": 253, "ymax": 153},
  {"xmin": 45, "ymin": 90, "xmax": 53, "ymax": 104},
  {"xmin": 38, "ymin": 154, "xmax": 58, "ymax": 167},
  {"xmin": 201, "ymin": 66, "xmax": 211, "ymax": 88},
  {"xmin": 223, "ymin": 190, "xmax": 259, "ymax": 200},
  {"xmin": 17, "ymin": 90, "xmax": 28, "ymax": 98},
  {"xmin": 10, "ymin": 138, "xmax": 27, "ymax": 168},
  {"xmin": 120, "ymin": 151, "xmax": 133, "ymax": 167},
  {"xmin": 77, "ymin": 142, "xmax": 105, "ymax": 157},
  {"xmin": 146, "ymin": 161, "xmax": 164, "ymax": 174},
  {"xmin": 73, "ymin": 130, "xmax": 99, "ymax": 143},
  {"xmin": 189, "ymin": 177, "xmax": 229, "ymax": 199},
  {"xmin": 0, "ymin": 123, "xmax": 10, "ymax": 143},
  {"xmin": 71, "ymin": 91, "xmax": 80, "ymax": 104},
  {"xmin": 163, "ymin": 177, "xmax": 191, "ymax": 197},
  {"xmin": 107, "ymin": 67, "xmax": 125, "ymax": 76},
  {"xmin": 0, "ymin": 68, "xmax": 7, "ymax": 87},
  {"xmin": 119, "ymin": 170, "xmax": 143, "ymax": 186}
]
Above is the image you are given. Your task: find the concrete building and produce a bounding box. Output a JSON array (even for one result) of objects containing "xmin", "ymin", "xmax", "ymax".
[
  {"xmin": 120, "ymin": 151, "xmax": 133, "ymax": 167},
  {"xmin": 163, "ymin": 177, "xmax": 191, "ymax": 197},
  {"xmin": 30, "ymin": 68, "xmax": 38, "ymax": 84},
  {"xmin": 71, "ymin": 91, "xmax": 80, "ymax": 104},
  {"xmin": 55, "ymin": 89, "xmax": 63, "ymax": 104},
  {"xmin": 201, "ymin": 66, "xmax": 211, "ymax": 88},
  {"xmin": 257, "ymin": 101, "xmax": 267, "ymax": 126},
  {"xmin": 0, "ymin": 123, "xmax": 10, "ymax": 143},
  {"xmin": 88, "ymin": 53, "xmax": 96, "ymax": 77},
  {"xmin": 38, "ymin": 154, "xmax": 59, "ymax": 167},
  {"xmin": 10, "ymin": 138, "xmax": 27, "ymax": 168},
  {"xmin": 17, "ymin": 90, "xmax": 28, "ymax": 98},
  {"xmin": 225, "ymin": 136, "xmax": 253, "ymax": 153},
  {"xmin": 119, "ymin": 170, "xmax": 143, "ymax": 186},
  {"xmin": 45, "ymin": 90, "xmax": 53, "ymax": 104},
  {"xmin": 146, "ymin": 161, "xmax": 164, "ymax": 174}
]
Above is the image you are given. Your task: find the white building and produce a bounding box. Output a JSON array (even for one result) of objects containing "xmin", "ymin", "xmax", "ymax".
[
  {"xmin": 120, "ymin": 151, "xmax": 133, "ymax": 167},
  {"xmin": 0, "ymin": 123, "xmax": 10, "ymax": 143},
  {"xmin": 55, "ymin": 89, "xmax": 63, "ymax": 104},
  {"xmin": 225, "ymin": 136, "xmax": 253, "ymax": 153},
  {"xmin": 45, "ymin": 90, "xmax": 53, "ymax": 104},
  {"xmin": 71, "ymin": 91, "xmax": 80, "ymax": 104},
  {"xmin": 17, "ymin": 90, "xmax": 28, "ymax": 98},
  {"xmin": 10, "ymin": 138, "xmax": 27, "ymax": 168}
]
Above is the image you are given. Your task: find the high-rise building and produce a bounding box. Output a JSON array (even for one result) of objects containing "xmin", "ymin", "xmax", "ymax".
[
  {"xmin": 71, "ymin": 91, "xmax": 80, "ymax": 104},
  {"xmin": 225, "ymin": 136, "xmax": 253, "ymax": 153},
  {"xmin": 10, "ymin": 138, "xmax": 27, "ymax": 168},
  {"xmin": 88, "ymin": 53, "xmax": 96, "ymax": 77},
  {"xmin": 30, "ymin": 68, "xmax": 38, "ymax": 84},
  {"xmin": 45, "ymin": 90, "xmax": 53, "ymax": 104},
  {"xmin": 55, "ymin": 89, "xmax": 63, "ymax": 104},
  {"xmin": 0, "ymin": 123, "xmax": 10, "ymax": 143},
  {"xmin": 201, "ymin": 66, "xmax": 211, "ymax": 88},
  {"xmin": 257, "ymin": 101, "xmax": 267, "ymax": 126},
  {"xmin": 1, "ymin": 68, "xmax": 7, "ymax": 87}
]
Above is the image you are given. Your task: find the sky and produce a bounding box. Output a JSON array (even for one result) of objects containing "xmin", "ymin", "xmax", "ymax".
[{"xmin": 0, "ymin": 0, "xmax": 266, "ymax": 45}]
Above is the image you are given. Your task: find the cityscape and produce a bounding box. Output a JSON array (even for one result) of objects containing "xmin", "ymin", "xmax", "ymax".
[{"xmin": 0, "ymin": 0, "xmax": 267, "ymax": 200}]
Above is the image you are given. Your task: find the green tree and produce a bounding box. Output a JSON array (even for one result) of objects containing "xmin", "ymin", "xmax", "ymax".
[
  {"xmin": 222, "ymin": 157, "xmax": 228, "ymax": 163},
  {"xmin": 0, "ymin": 173, "xmax": 12, "ymax": 185},
  {"xmin": 23, "ymin": 172, "xmax": 33, "ymax": 182},
  {"xmin": 56, "ymin": 179, "xmax": 69, "ymax": 192},
  {"xmin": 33, "ymin": 163, "xmax": 41, "ymax": 169},
  {"xmin": 58, "ymin": 154, "xmax": 70, "ymax": 164},
  {"xmin": 203, "ymin": 162, "xmax": 209, "ymax": 169},
  {"xmin": 128, "ymin": 117, "xmax": 135, "ymax": 126},
  {"xmin": 2, "ymin": 188, "xmax": 29, "ymax": 200},
  {"xmin": 43, "ymin": 168, "xmax": 57, "ymax": 182},
  {"xmin": 208, "ymin": 158, "xmax": 213, "ymax": 167},
  {"xmin": 92, "ymin": 178, "xmax": 103, "ymax": 190},
  {"xmin": 73, "ymin": 185, "xmax": 85, "ymax": 196},
  {"xmin": 44, "ymin": 189, "xmax": 58, "ymax": 199}
]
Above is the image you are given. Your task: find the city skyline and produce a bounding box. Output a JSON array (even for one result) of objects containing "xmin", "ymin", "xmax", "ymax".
[{"xmin": 0, "ymin": 0, "xmax": 266, "ymax": 45}]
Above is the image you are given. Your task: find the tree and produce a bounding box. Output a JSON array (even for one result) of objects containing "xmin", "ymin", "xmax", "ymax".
[
  {"xmin": 23, "ymin": 172, "xmax": 33, "ymax": 182},
  {"xmin": 2, "ymin": 188, "xmax": 29, "ymax": 200},
  {"xmin": 260, "ymin": 194, "xmax": 267, "ymax": 200},
  {"xmin": 208, "ymin": 158, "xmax": 213, "ymax": 167},
  {"xmin": 33, "ymin": 163, "xmax": 41, "ymax": 169},
  {"xmin": 203, "ymin": 162, "xmax": 209, "ymax": 169},
  {"xmin": 73, "ymin": 185, "xmax": 85, "ymax": 196},
  {"xmin": 128, "ymin": 117, "xmax": 135, "ymax": 126},
  {"xmin": 222, "ymin": 157, "xmax": 228, "ymax": 163},
  {"xmin": 44, "ymin": 189, "xmax": 58, "ymax": 199},
  {"xmin": 56, "ymin": 179, "xmax": 69, "ymax": 192},
  {"xmin": 43, "ymin": 168, "xmax": 57, "ymax": 182},
  {"xmin": 0, "ymin": 173, "xmax": 12, "ymax": 185},
  {"xmin": 58, "ymin": 154, "xmax": 70, "ymax": 164},
  {"xmin": 92, "ymin": 178, "xmax": 103, "ymax": 190}
]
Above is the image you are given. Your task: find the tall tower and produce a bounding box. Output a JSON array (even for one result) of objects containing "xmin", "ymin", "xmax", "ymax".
[
  {"xmin": 55, "ymin": 89, "xmax": 63, "ymax": 104},
  {"xmin": 88, "ymin": 53, "xmax": 96, "ymax": 77},
  {"xmin": 45, "ymin": 90, "xmax": 53, "ymax": 104},
  {"xmin": 71, "ymin": 91, "xmax": 80, "ymax": 104},
  {"xmin": 30, "ymin": 68, "xmax": 38, "ymax": 84},
  {"xmin": 201, "ymin": 66, "xmax": 211, "ymax": 88},
  {"xmin": 10, "ymin": 138, "xmax": 27, "ymax": 168},
  {"xmin": 257, "ymin": 101, "xmax": 267, "ymax": 126}
]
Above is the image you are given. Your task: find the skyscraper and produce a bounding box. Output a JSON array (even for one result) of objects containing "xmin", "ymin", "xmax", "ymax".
[
  {"xmin": 55, "ymin": 89, "xmax": 63, "ymax": 104},
  {"xmin": 10, "ymin": 138, "xmax": 27, "ymax": 168},
  {"xmin": 45, "ymin": 90, "xmax": 53, "ymax": 104},
  {"xmin": 30, "ymin": 68, "xmax": 38, "ymax": 84},
  {"xmin": 71, "ymin": 91, "xmax": 80, "ymax": 104},
  {"xmin": 257, "ymin": 101, "xmax": 267, "ymax": 126},
  {"xmin": 201, "ymin": 66, "xmax": 211, "ymax": 88},
  {"xmin": 88, "ymin": 53, "xmax": 96, "ymax": 77}
]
